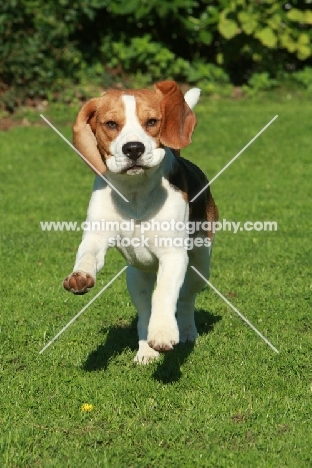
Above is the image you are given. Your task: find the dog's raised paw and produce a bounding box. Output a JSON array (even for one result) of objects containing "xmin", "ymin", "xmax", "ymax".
[{"xmin": 63, "ymin": 271, "xmax": 95, "ymax": 295}]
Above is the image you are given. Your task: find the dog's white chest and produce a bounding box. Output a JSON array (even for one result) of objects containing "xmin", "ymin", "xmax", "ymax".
[
  {"xmin": 105, "ymin": 177, "xmax": 189, "ymax": 271},
  {"xmin": 117, "ymin": 241, "xmax": 158, "ymax": 271},
  {"xmin": 112, "ymin": 220, "xmax": 154, "ymax": 269}
]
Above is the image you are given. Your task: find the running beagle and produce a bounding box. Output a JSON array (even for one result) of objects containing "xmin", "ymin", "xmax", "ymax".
[{"xmin": 63, "ymin": 80, "xmax": 218, "ymax": 363}]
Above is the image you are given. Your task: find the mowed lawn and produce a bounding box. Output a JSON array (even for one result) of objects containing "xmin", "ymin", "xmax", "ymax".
[{"xmin": 0, "ymin": 94, "xmax": 311, "ymax": 467}]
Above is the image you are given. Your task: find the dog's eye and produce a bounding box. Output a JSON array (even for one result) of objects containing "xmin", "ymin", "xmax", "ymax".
[
  {"xmin": 104, "ymin": 121, "xmax": 118, "ymax": 130},
  {"xmin": 146, "ymin": 118, "xmax": 158, "ymax": 128}
]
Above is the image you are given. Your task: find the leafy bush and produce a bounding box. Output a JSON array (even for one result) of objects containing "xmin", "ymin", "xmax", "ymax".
[
  {"xmin": 242, "ymin": 72, "xmax": 279, "ymax": 96},
  {"xmin": 100, "ymin": 35, "xmax": 190, "ymax": 86},
  {"xmin": 0, "ymin": 0, "xmax": 85, "ymax": 110},
  {"xmin": 0, "ymin": 0, "xmax": 312, "ymax": 110},
  {"xmin": 292, "ymin": 66, "xmax": 312, "ymax": 90}
]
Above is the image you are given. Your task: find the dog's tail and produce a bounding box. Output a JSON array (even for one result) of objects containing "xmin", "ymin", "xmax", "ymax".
[{"xmin": 184, "ymin": 88, "xmax": 201, "ymax": 110}]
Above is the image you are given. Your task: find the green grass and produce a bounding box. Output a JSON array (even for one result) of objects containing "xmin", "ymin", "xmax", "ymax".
[{"xmin": 0, "ymin": 94, "xmax": 311, "ymax": 467}]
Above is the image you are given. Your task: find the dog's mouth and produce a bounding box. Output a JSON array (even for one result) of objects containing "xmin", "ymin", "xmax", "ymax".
[{"xmin": 121, "ymin": 164, "xmax": 149, "ymax": 175}]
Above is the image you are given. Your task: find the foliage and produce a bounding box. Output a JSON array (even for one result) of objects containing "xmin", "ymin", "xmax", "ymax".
[
  {"xmin": 100, "ymin": 34, "xmax": 190, "ymax": 85},
  {"xmin": 0, "ymin": 0, "xmax": 312, "ymax": 109},
  {"xmin": 292, "ymin": 66, "xmax": 312, "ymax": 90},
  {"xmin": 242, "ymin": 72, "xmax": 279, "ymax": 96}
]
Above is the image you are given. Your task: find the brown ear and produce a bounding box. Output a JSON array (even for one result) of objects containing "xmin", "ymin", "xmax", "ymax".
[
  {"xmin": 73, "ymin": 98, "xmax": 107, "ymax": 174},
  {"xmin": 155, "ymin": 80, "xmax": 197, "ymax": 149}
]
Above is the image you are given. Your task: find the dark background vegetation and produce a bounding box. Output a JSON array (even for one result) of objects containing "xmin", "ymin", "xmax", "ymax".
[{"xmin": 1, "ymin": 0, "xmax": 312, "ymax": 110}]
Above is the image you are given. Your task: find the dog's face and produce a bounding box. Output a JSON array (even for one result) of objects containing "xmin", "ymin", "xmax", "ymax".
[
  {"xmin": 73, "ymin": 81, "xmax": 198, "ymax": 176},
  {"xmin": 89, "ymin": 89, "xmax": 163, "ymax": 175}
]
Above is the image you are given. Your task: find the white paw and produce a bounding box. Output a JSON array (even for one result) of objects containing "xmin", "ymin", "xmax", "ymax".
[
  {"xmin": 179, "ymin": 324, "xmax": 198, "ymax": 343},
  {"xmin": 134, "ymin": 342, "xmax": 160, "ymax": 364},
  {"xmin": 133, "ymin": 347, "xmax": 159, "ymax": 364},
  {"xmin": 147, "ymin": 317, "xmax": 179, "ymax": 351}
]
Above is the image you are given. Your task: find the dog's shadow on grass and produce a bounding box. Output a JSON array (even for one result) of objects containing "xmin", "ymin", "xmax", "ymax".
[
  {"xmin": 83, "ymin": 309, "xmax": 221, "ymax": 383},
  {"xmin": 152, "ymin": 310, "xmax": 221, "ymax": 383}
]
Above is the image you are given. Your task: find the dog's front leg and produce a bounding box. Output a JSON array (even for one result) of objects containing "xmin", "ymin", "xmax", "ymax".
[
  {"xmin": 147, "ymin": 251, "xmax": 188, "ymax": 351},
  {"xmin": 63, "ymin": 232, "xmax": 109, "ymax": 295},
  {"xmin": 126, "ymin": 266, "xmax": 159, "ymax": 364}
]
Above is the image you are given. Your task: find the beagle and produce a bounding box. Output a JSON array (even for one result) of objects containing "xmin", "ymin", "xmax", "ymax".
[{"xmin": 63, "ymin": 80, "xmax": 218, "ymax": 364}]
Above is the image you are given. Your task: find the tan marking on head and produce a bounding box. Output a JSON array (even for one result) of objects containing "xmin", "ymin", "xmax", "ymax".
[
  {"xmin": 94, "ymin": 90, "xmax": 127, "ymax": 159},
  {"xmin": 132, "ymin": 91, "xmax": 162, "ymax": 145},
  {"xmin": 73, "ymin": 90, "xmax": 135, "ymax": 174}
]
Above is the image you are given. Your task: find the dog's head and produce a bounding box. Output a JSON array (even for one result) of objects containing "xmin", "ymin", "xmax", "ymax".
[{"xmin": 73, "ymin": 80, "xmax": 200, "ymax": 175}]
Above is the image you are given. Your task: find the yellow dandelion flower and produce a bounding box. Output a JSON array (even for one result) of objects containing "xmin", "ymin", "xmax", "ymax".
[{"xmin": 81, "ymin": 403, "xmax": 94, "ymax": 412}]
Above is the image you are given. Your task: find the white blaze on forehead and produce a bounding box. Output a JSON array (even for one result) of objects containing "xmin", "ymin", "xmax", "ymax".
[
  {"xmin": 121, "ymin": 94, "xmax": 142, "ymax": 138},
  {"xmin": 115, "ymin": 94, "xmax": 155, "ymax": 148},
  {"xmin": 122, "ymin": 95, "xmax": 138, "ymax": 124}
]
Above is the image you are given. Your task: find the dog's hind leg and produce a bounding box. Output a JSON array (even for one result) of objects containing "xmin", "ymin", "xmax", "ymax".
[
  {"xmin": 177, "ymin": 289, "xmax": 198, "ymax": 343},
  {"xmin": 177, "ymin": 240, "xmax": 211, "ymax": 343},
  {"xmin": 126, "ymin": 266, "xmax": 158, "ymax": 364}
]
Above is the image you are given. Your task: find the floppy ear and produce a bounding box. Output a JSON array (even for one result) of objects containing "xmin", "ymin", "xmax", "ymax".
[
  {"xmin": 73, "ymin": 98, "xmax": 107, "ymax": 174},
  {"xmin": 155, "ymin": 80, "xmax": 197, "ymax": 149}
]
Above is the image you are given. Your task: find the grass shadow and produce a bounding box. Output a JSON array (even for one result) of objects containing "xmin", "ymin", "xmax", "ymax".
[
  {"xmin": 151, "ymin": 309, "xmax": 221, "ymax": 383},
  {"xmin": 83, "ymin": 309, "xmax": 221, "ymax": 379},
  {"xmin": 83, "ymin": 316, "xmax": 138, "ymax": 372}
]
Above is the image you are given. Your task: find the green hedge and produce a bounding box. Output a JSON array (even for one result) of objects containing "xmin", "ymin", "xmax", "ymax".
[{"xmin": 0, "ymin": 0, "xmax": 312, "ymax": 110}]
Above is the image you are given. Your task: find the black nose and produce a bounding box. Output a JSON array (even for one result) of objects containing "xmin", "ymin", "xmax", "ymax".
[{"xmin": 122, "ymin": 142, "xmax": 145, "ymax": 161}]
